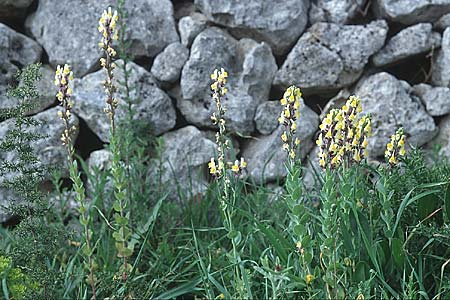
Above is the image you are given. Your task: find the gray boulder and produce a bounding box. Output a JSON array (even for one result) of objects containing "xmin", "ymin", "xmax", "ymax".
[
  {"xmin": 374, "ymin": 0, "xmax": 450, "ymax": 24},
  {"xmin": 153, "ymin": 126, "xmax": 216, "ymax": 201},
  {"xmin": 309, "ymin": 0, "xmax": 366, "ymax": 24},
  {"xmin": 151, "ymin": 42, "xmax": 189, "ymax": 84},
  {"xmin": 0, "ymin": 23, "xmax": 42, "ymax": 109},
  {"xmin": 432, "ymin": 114, "xmax": 450, "ymax": 158},
  {"xmin": 254, "ymin": 101, "xmax": 282, "ymax": 135},
  {"xmin": 412, "ymin": 83, "xmax": 450, "ymax": 116},
  {"xmin": 0, "ymin": 107, "xmax": 79, "ymax": 180},
  {"xmin": 432, "ymin": 28, "xmax": 450, "ymax": 87},
  {"xmin": 195, "ymin": 0, "xmax": 309, "ymax": 55},
  {"xmin": 26, "ymin": 0, "xmax": 179, "ymax": 77},
  {"xmin": 72, "ymin": 60, "xmax": 176, "ymax": 142},
  {"xmin": 1, "ymin": 65, "xmax": 56, "ymax": 116},
  {"xmin": 178, "ymin": 13, "xmax": 208, "ymax": 47},
  {"xmin": 179, "ymin": 27, "xmax": 277, "ymax": 135},
  {"xmin": 372, "ymin": 23, "xmax": 441, "ymax": 67},
  {"xmin": 274, "ymin": 20, "xmax": 388, "ymax": 94},
  {"xmin": 434, "ymin": 12, "xmax": 450, "ymax": 30},
  {"xmin": 242, "ymin": 102, "xmax": 319, "ymax": 184},
  {"xmin": 354, "ymin": 72, "xmax": 437, "ymax": 157},
  {"xmin": 0, "ymin": 0, "xmax": 33, "ymax": 20}
]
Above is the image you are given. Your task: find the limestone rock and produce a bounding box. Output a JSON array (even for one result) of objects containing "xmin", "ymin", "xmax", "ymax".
[
  {"xmin": 274, "ymin": 20, "xmax": 388, "ymax": 94},
  {"xmin": 195, "ymin": 0, "xmax": 310, "ymax": 55},
  {"xmin": 151, "ymin": 42, "xmax": 189, "ymax": 83},
  {"xmin": 309, "ymin": 0, "xmax": 366, "ymax": 24},
  {"xmin": 178, "ymin": 13, "xmax": 208, "ymax": 47},
  {"xmin": 432, "ymin": 114, "xmax": 450, "ymax": 158},
  {"xmin": 374, "ymin": 0, "xmax": 450, "ymax": 25},
  {"xmin": 0, "ymin": 107, "xmax": 79, "ymax": 180},
  {"xmin": 412, "ymin": 83, "xmax": 450, "ymax": 116},
  {"xmin": 434, "ymin": 12, "xmax": 450, "ymax": 30},
  {"xmin": 153, "ymin": 126, "xmax": 216, "ymax": 201},
  {"xmin": 254, "ymin": 101, "xmax": 282, "ymax": 135},
  {"xmin": 1, "ymin": 65, "xmax": 56, "ymax": 116},
  {"xmin": 72, "ymin": 60, "xmax": 176, "ymax": 142},
  {"xmin": 242, "ymin": 102, "xmax": 319, "ymax": 183},
  {"xmin": 372, "ymin": 23, "xmax": 441, "ymax": 67},
  {"xmin": 354, "ymin": 72, "xmax": 437, "ymax": 157},
  {"xmin": 179, "ymin": 27, "xmax": 277, "ymax": 135},
  {"xmin": 87, "ymin": 149, "xmax": 112, "ymax": 171},
  {"xmin": 0, "ymin": 23, "xmax": 43, "ymax": 111},
  {"xmin": 432, "ymin": 28, "xmax": 450, "ymax": 87},
  {"xmin": 27, "ymin": 0, "xmax": 178, "ymax": 76}
]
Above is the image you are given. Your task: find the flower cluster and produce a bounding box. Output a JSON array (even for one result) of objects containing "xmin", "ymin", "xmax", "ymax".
[
  {"xmin": 55, "ymin": 64, "xmax": 76, "ymax": 147},
  {"xmin": 278, "ymin": 86, "xmax": 302, "ymax": 160},
  {"xmin": 208, "ymin": 68, "xmax": 247, "ymax": 177},
  {"xmin": 385, "ymin": 127, "xmax": 406, "ymax": 166},
  {"xmin": 98, "ymin": 7, "xmax": 118, "ymax": 57},
  {"xmin": 316, "ymin": 96, "xmax": 371, "ymax": 169},
  {"xmin": 98, "ymin": 7, "xmax": 119, "ymax": 130}
]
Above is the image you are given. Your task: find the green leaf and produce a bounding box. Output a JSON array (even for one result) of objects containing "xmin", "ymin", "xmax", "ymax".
[
  {"xmin": 354, "ymin": 261, "xmax": 369, "ymax": 282},
  {"xmin": 444, "ymin": 183, "xmax": 450, "ymax": 222},
  {"xmin": 391, "ymin": 238, "xmax": 405, "ymax": 269},
  {"xmin": 417, "ymin": 193, "xmax": 439, "ymax": 220},
  {"xmin": 293, "ymin": 224, "xmax": 306, "ymax": 236}
]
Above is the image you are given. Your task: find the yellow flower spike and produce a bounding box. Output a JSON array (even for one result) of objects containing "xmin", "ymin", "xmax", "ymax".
[
  {"xmin": 231, "ymin": 160, "xmax": 240, "ymax": 173},
  {"xmin": 293, "ymin": 99, "xmax": 300, "ymax": 109},
  {"xmin": 280, "ymin": 98, "xmax": 287, "ymax": 106},
  {"xmin": 211, "ymin": 69, "xmax": 218, "ymax": 80},
  {"xmin": 281, "ymin": 131, "xmax": 288, "ymax": 142},
  {"xmin": 295, "ymin": 138, "xmax": 300, "ymax": 145},
  {"xmin": 282, "ymin": 143, "xmax": 289, "ymax": 151},
  {"xmin": 305, "ymin": 274, "xmax": 314, "ymax": 285},
  {"xmin": 208, "ymin": 158, "xmax": 217, "ymax": 174},
  {"xmin": 284, "ymin": 108, "xmax": 290, "ymax": 118},
  {"xmin": 291, "ymin": 122, "xmax": 297, "ymax": 131},
  {"xmin": 289, "ymin": 150, "xmax": 295, "ymax": 159},
  {"xmin": 240, "ymin": 157, "xmax": 247, "ymax": 169}
]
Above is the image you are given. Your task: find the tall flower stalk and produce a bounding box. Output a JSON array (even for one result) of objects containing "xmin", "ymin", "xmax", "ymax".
[
  {"xmin": 208, "ymin": 68, "xmax": 248, "ymax": 298},
  {"xmin": 99, "ymin": 6, "xmax": 134, "ymax": 282},
  {"xmin": 55, "ymin": 64, "xmax": 97, "ymax": 300}
]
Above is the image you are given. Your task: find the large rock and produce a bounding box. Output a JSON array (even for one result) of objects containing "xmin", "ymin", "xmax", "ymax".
[
  {"xmin": 26, "ymin": 0, "xmax": 179, "ymax": 77},
  {"xmin": 0, "ymin": 0, "xmax": 33, "ymax": 20},
  {"xmin": 309, "ymin": 0, "xmax": 366, "ymax": 24},
  {"xmin": 152, "ymin": 126, "xmax": 216, "ymax": 201},
  {"xmin": 432, "ymin": 114, "xmax": 450, "ymax": 158},
  {"xmin": 0, "ymin": 23, "xmax": 43, "ymax": 111},
  {"xmin": 354, "ymin": 72, "xmax": 437, "ymax": 157},
  {"xmin": 178, "ymin": 13, "xmax": 208, "ymax": 47},
  {"xmin": 372, "ymin": 23, "xmax": 441, "ymax": 67},
  {"xmin": 179, "ymin": 27, "xmax": 277, "ymax": 135},
  {"xmin": 1, "ymin": 65, "xmax": 56, "ymax": 115},
  {"xmin": 434, "ymin": 12, "xmax": 450, "ymax": 30},
  {"xmin": 412, "ymin": 83, "xmax": 450, "ymax": 116},
  {"xmin": 194, "ymin": 0, "xmax": 309, "ymax": 55},
  {"xmin": 72, "ymin": 60, "xmax": 176, "ymax": 142},
  {"xmin": 432, "ymin": 28, "xmax": 450, "ymax": 87},
  {"xmin": 0, "ymin": 107, "xmax": 79, "ymax": 180},
  {"xmin": 254, "ymin": 101, "xmax": 282, "ymax": 135},
  {"xmin": 151, "ymin": 42, "xmax": 189, "ymax": 84},
  {"xmin": 374, "ymin": 0, "xmax": 450, "ymax": 25},
  {"xmin": 274, "ymin": 20, "xmax": 388, "ymax": 94},
  {"xmin": 242, "ymin": 102, "xmax": 319, "ymax": 184}
]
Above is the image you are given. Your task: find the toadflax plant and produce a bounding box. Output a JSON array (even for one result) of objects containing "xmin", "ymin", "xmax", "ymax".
[
  {"xmin": 208, "ymin": 68, "xmax": 250, "ymax": 299},
  {"xmin": 55, "ymin": 64, "xmax": 98, "ymax": 300},
  {"xmin": 99, "ymin": 6, "xmax": 135, "ymax": 282}
]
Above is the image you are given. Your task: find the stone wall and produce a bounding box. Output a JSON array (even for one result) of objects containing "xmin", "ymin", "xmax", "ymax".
[{"xmin": 1, "ymin": 0, "xmax": 450, "ymax": 202}]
